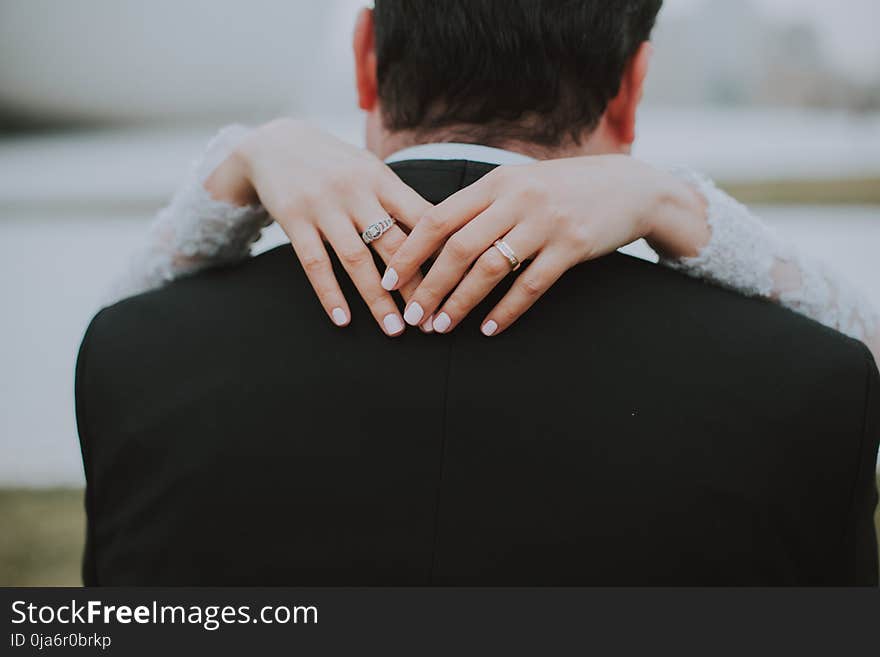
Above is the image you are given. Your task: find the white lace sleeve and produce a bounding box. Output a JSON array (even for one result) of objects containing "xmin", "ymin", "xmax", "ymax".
[
  {"xmin": 104, "ymin": 124, "xmax": 270, "ymax": 306},
  {"xmin": 661, "ymin": 169, "xmax": 879, "ymax": 347}
]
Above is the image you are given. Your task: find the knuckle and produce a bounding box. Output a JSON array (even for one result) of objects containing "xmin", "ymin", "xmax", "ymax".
[
  {"xmin": 444, "ymin": 234, "xmax": 472, "ymax": 261},
  {"xmin": 279, "ymin": 190, "xmax": 322, "ymax": 218},
  {"xmin": 568, "ymin": 224, "xmax": 595, "ymax": 257},
  {"xmin": 492, "ymin": 304, "xmax": 517, "ymax": 325},
  {"xmin": 366, "ymin": 293, "xmax": 389, "ymax": 310},
  {"xmin": 518, "ymin": 274, "xmax": 545, "ymax": 297},
  {"xmin": 445, "ymin": 291, "xmax": 475, "ymax": 316},
  {"xmin": 337, "ymin": 244, "xmax": 371, "ymax": 267},
  {"xmin": 414, "ymin": 282, "xmax": 441, "ymax": 306},
  {"xmin": 328, "ymin": 171, "xmax": 359, "ymax": 196},
  {"xmin": 420, "ymin": 212, "xmax": 447, "ymax": 234},
  {"xmin": 518, "ymin": 177, "xmax": 550, "ymax": 203},
  {"xmin": 480, "ymin": 252, "xmax": 509, "ymax": 278},
  {"xmin": 316, "ymin": 178, "xmax": 341, "ymax": 200},
  {"xmin": 299, "ymin": 253, "xmax": 328, "ymax": 274}
]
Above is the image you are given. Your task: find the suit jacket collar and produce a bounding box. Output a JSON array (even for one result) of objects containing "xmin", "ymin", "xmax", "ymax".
[{"xmin": 385, "ymin": 142, "xmax": 535, "ymax": 166}]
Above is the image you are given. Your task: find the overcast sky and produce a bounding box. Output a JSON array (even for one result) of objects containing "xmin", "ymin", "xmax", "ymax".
[{"xmin": 663, "ymin": 0, "xmax": 879, "ymax": 82}]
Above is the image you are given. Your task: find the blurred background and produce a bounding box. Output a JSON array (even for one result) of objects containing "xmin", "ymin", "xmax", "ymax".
[{"xmin": 1, "ymin": 0, "xmax": 878, "ymax": 584}]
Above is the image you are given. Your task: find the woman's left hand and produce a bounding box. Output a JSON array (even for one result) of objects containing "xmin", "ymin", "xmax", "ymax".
[{"xmin": 381, "ymin": 154, "xmax": 710, "ymax": 336}]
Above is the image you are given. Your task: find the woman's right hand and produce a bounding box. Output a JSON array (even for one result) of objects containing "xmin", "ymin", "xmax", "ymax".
[{"xmin": 205, "ymin": 118, "xmax": 434, "ymax": 336}]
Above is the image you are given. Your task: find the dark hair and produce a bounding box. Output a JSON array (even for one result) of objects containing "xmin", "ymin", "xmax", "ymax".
[{"xmin": 373, "ymin": 0, "xmax": 662, "ymax": 147}]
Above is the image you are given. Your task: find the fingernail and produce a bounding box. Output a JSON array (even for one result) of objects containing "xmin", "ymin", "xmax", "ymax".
[
  {"xmin": 331, "ymin": 307, "xmax": 348, "ymax": 326},
  {"xmin": 421, "ymin": 314, "xmax": 434, "ymax": 333},
  {"xmin": 433, "ymin": 312, "xmax": 451, "ymax": 333},
  {"xmin": 383, "ymin": 313, "xmax": 404, "ymax": 335},
  {"xmin": 481, "ymin": 320, "xmax": 498, "ymax": 336},
  {"xmin": 381, "ymin": 268, "xmax": 398, "ymax": 291},
  {"xmin": 403, "ymin": 302, "xmax": 424, "ymax": 325}
]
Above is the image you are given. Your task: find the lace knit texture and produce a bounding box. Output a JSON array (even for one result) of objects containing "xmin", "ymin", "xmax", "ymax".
[
  {"xmin": 104, "ymin": 124, "xmax": 269, "ymax": 305},
  {"xmin": 663, "ymin": 169, "xmax": 878, "ymax": 344},
  {"xmin": 105, "ymin": 126, "xmax": 878, "ymax": 346}
]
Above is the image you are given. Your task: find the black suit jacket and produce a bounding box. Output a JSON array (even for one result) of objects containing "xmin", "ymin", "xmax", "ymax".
[{"xmin": 75, "ymin": 159, "xmax": 880, "ymax": 586}]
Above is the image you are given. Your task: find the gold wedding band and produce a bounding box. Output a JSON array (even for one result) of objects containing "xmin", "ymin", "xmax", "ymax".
[{"xmin": 492, "ymin": 239, "xmax": 521, "ymax": 271}]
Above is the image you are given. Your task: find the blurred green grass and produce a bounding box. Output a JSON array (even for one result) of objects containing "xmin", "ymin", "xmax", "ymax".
[
  {"xmin": 0, "ymin": 488, "xmax": 85, "ymax": 586},
  {"xmin": 1, "ymin": 484, "xmax": 879, "ymax": 586},
  {"xmin": 718, "ymin": 177, "xmax": 880, "ymax": 205}
]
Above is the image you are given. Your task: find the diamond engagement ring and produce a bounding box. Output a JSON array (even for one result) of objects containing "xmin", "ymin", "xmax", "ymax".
[
  {"xmin": 361, "ymin": 216, "xmax": 397, "ymax": 245},
  {"xmin": 492, "ymin": 239, "xmax": 521, "ymax": 271}
]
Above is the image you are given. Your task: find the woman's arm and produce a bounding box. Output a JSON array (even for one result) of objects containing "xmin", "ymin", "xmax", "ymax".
[
  {"xmin": 105, "ymin": 125, "xmax": 270, "ymax": 305},
  {"xmin": 659, "ymin": 169, "xmax": 879, "ymax": 358},
  {"xmin": 106, "ymin": 120, "xmax": 434, "ymax": 336},
  {"xmin": 382, "ymin": 156, "xmax": 879, "ymax": 360}
]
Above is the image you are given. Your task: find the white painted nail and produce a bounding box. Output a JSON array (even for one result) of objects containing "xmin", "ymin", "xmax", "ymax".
[
  {"xmin": 433, "ymin": 312, "xmax": 451, "ymax": 333},
  {"xmin": 421, "ymin": 314, "xmax": 435, "ymax": 333},
  {"xmin": 383, "ymin": 313, "xmax": 404, "ymax": 335},
  {"xmin": 403, "ymin": 302, "xmax": 424, "ymax": 325},
  {"xmin": 381, "ymin": 268, "xmax": 398, "ymax": 291},
  {"xmin": 331, "ymin": 307, "xmax": 348, "ymax": 326},
  {"xmin": 481, "ymin": 320, "xmax": 498, "ymax": 336}
]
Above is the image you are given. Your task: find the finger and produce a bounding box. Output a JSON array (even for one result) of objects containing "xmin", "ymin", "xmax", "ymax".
[
  {"xmin": 375, "ymin": 167, "xmax": 433, "ymax": 230},
  {"xmin": 432, "ymin": 224, "xmax": 544, "ymax": 334},
  {"xmin": 479, "ymin": 252, "xmax": 567, "ymax": 337},
  {"xmin": 367, "ymin": 225, "xmax": 426, "ymax": 308},
  {"xmin": 382, "ymin": 172, "xmax": 499, "ymax": 291},
  {"xmin": 400, "ymin": 201, "xmax": 517, "ymax": 327},
  {"xmin": 350, "ymin": 197, "xmax": 434, "ymax": 332},
  {"xmin": 287, "ymin": 222, "xmax": 351, "ymax": 327},
  {"xmin": 321, "ymin": 218, "xmax": 406, "ymax": 337}
]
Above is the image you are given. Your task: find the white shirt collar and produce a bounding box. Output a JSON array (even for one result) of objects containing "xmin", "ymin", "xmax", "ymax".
[{"xmin": 384, "ymin": 142, "xmax": 535, "ymax": 165}]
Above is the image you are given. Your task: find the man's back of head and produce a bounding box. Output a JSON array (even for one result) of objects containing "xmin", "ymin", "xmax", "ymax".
[{"xmin": 361, "ymin": 0, "xmax": 662, "ymax": 159}]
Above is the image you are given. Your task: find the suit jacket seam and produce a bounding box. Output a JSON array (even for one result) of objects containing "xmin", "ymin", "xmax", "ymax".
[{"xmin": 428, "ymin": 162, "xmax": 470, "ymax": 584}]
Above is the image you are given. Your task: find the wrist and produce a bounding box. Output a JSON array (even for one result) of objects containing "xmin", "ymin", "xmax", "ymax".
[
  {"xmin": 204, "ymin": 147, "xmax": 259, "ymax": 207},
  {"xmin": 644, "ymin": 170, "xmax": 710, "ymax": 259}
]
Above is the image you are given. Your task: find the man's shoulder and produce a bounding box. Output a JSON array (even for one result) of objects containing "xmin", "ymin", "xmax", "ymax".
[
  {"xmin": 585, "ymin": 251, "xmax": 864, "ymax": 345},
  {"xmin": 78, "ymin": 245, "xmax": 308, "ymax": 378},
  {"xmin": 89, "ymin": 246, "xmax": 303, "ymax": 335},
  {"xmin": 515, "ymin": 251, "xmax": 875, "ymax": 386},
  {"xmin": 106, "ymin": 245, "xmax": 301, "ymax": 313}
]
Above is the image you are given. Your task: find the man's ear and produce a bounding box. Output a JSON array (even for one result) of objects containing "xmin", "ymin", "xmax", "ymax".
[
  {"xmin": 353, "ymin": 7, "xmax": 379, "ymax": 111},
  {"xmin": 605, "ymin": 41, "xmax": 653, "ymax": 147}
]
